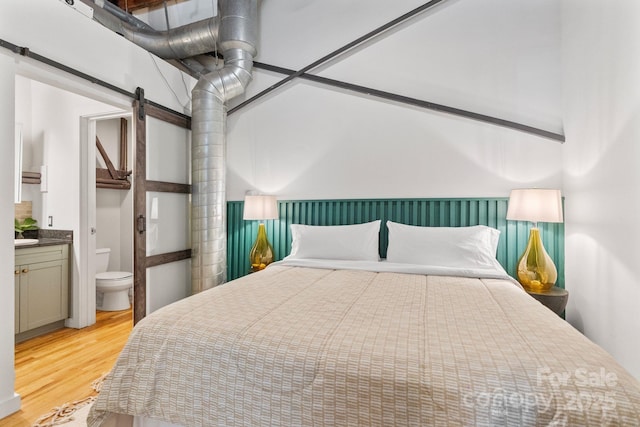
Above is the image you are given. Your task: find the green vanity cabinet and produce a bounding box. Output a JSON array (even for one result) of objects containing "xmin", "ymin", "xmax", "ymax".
[{"xmin": 14, "ymin": 244, "xmax": 69, "ymax": 336}]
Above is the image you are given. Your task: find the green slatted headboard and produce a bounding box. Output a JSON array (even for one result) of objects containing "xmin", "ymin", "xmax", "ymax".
[{"xmin": 227, "ymin": 198, "xmax": 564, "ymax": 287}]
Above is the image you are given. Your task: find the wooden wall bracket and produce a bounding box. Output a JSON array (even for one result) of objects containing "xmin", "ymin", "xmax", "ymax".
[
  {"xmin": 96, "ymin": 118, "xmax": 132, "ymax": 190},
  {"xmin": 21, "ymin": 171, "xmax": 41, "ymax": 184}
]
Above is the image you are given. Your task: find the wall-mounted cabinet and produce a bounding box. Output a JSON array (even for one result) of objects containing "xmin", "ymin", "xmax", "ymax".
[{"xmin": 15, "ymin": 244, "xmax": 69, "ymax": 340}]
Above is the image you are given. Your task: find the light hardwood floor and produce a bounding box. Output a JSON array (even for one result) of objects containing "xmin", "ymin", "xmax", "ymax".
[{"xmin": 1, "ymin": 309, "xmax": 132, "ymax": 427}]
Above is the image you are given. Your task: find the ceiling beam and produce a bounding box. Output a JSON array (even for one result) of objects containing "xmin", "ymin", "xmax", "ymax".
[
  {"xmin": 229, "ymin": 0, "xmax": 448, "ymax": 116},
  {"xmin": 245, "ymin": 62, "xmax": 565, "ymax": 143}
]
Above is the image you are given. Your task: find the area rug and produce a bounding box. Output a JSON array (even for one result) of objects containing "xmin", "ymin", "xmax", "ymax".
[{"xmin": 32, "ymin": 374, "xmax": 107, "ymax": 427}]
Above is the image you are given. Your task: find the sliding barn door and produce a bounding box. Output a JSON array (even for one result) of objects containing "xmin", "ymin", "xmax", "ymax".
[{"xmin": 133, "ymin": 93, "xmax": 192, "ymax": 324}]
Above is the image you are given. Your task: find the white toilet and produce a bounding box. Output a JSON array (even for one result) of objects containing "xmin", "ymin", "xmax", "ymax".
[{"xmin": 96, "ymin": 248, "xmax": 133, "ymax": 311}]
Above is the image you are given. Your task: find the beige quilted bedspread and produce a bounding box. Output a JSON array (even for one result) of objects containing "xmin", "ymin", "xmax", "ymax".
[{"xmin": 88, "ymin": 266, "xmax": 640, "ymax": 426}]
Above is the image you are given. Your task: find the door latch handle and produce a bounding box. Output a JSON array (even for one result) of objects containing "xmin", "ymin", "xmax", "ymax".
[{"xmin": 137, "ymin": 215, "xmax": 146, "ymax": 234}]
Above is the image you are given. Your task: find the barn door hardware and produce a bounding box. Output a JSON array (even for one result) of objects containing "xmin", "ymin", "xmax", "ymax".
[{"xmin": 136, "ymin": 215, "xmax": 146, "ymax": 234}]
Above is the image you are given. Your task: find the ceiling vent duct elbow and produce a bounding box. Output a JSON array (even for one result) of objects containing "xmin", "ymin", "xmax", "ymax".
[
  {"xmin": 80, "ymin": 0, "xmax": 220, "ymax": 60},
  {"xmin": 194, "ymin": 48, "xmax": 254, "ymax": 101},
  {"xmin": 126, "ymin": 18, "xmax": 220, "ymax": 60}
]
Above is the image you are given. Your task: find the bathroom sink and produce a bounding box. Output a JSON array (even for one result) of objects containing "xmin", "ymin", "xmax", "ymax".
[{"xmin": 14, "ymin": 238, "xmax": 39, "ymax": 246}]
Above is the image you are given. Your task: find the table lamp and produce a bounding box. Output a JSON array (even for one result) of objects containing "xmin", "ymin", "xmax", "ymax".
[
  {"xmin": 506, "ymin": 189, "xmax": 563, "ymax": 292},
  {"xmin": 243, "ymin": 194, "xmax": 278, "ymax": 272}
]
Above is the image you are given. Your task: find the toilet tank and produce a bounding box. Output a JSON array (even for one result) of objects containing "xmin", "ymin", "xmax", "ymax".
[{"xmin": 96, "ymin": 248, "xmax": 111, "ymax": 273}]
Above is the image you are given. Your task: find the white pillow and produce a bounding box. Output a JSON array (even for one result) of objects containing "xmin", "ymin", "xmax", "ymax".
[
  {"xmin": 385, "ymin": 221, "xmax": 500, "ymax": 268},
  {"xmin": 286, "ymin": 220, "xmax": 381, "ymax": 261}
]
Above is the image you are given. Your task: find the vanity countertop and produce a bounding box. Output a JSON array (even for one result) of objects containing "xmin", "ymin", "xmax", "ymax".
[
  {"xmin": 15, "ymin": 238, "xmax": 71, "ymax": 248},
  {"xmin": 14, "ymin": 229, "xmax": 73, "ymax": 248}
]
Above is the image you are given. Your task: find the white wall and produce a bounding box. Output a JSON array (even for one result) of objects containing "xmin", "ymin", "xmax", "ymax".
[
  {"xmin": 0, "ymin": 0, "xmax": 195, "ymax": 418},
  {"xmin": 227, "ymin": 0, "xmax": 564, "ymax": 201},
  {"xmin": 28, "ymin": 80, "xmax": 116, "ymax": 229},
  {"xmin": 227, "ymin": 83, "xmax": 564, "ymax": 200},
  {"xmin": 562, "ymin": 0, "xmax": 640, "ymax": 379},
  {"xmin": 0, "ymin": 53, "xmax": 21, "ymax": 420},
  {"xmin": 97, "ymin": 189, "xmax": 125, "ymax": 271}
]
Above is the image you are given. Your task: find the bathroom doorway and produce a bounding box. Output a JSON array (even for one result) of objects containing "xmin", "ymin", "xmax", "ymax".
[
  {"xmin": 94, "ymin": 115, "xmax": 135, "ymax": 314},
  {"xmin": 79, "ymin": 111, "xmax": 134, "ymax": 329}
]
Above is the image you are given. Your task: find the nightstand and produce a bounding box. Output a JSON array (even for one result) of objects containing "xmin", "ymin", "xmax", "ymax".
[{"xmin": 527, "ymin": 287, "xmax": 569, "ymax": 316}]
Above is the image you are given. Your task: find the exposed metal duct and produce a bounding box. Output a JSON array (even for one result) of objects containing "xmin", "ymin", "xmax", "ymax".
[
  {"xmin": 192, "ymin": 0, "xmax": 257, "ymax": 292},
  {"xmin": 80, "ymin": 0, "xmax": 220, "ymax": 60},
  {"xmin": 80, "ymin": 0, "xmax": 258, "ymax": 292}
]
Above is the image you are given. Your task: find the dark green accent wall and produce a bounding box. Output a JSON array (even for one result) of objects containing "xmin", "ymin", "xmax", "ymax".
[{"xmin": 227, "ymin": 198, "xmax": 565, "ymax": 288}]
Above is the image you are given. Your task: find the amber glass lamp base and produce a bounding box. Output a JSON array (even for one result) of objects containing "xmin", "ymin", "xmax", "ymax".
[
  {"xmin": 249, "ymin": 223, "xmax": 274, "ymax": 272},
  {"xmin": 515, "ymin": 227, "xmax": 557, "ymax": 292}
]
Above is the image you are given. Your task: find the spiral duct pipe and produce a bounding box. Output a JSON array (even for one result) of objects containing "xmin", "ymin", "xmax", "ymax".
[
  {"xmin": 191, "ymin": 45, "xmax": 255, "ymax": 291},
  {"xmin": 191, "ymin": 0, "xmax": 257, "ymax": 291}
]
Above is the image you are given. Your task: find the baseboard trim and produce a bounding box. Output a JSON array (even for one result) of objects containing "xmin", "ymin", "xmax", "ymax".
[
  {"xmin": 15, "ymin": 320, "xmax": 66, "ymax": 344},
  {"xmin": 0, "ymin": 392, "xmax": 21, "ymax": 419}
]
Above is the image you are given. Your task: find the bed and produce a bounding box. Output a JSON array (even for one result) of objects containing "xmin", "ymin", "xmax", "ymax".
[{"xmin": 88, "ymin": 220, "xmax": 640, "ymax": 426}]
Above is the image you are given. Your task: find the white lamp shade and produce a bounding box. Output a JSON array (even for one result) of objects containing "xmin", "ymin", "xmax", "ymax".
[
  {"xmin": 506, "ymin": 189, "xmax": 563, "ymax": 223},
  {"xmin": 243, "ymin": 195, "xmax": 278, "ymax": 220}
]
